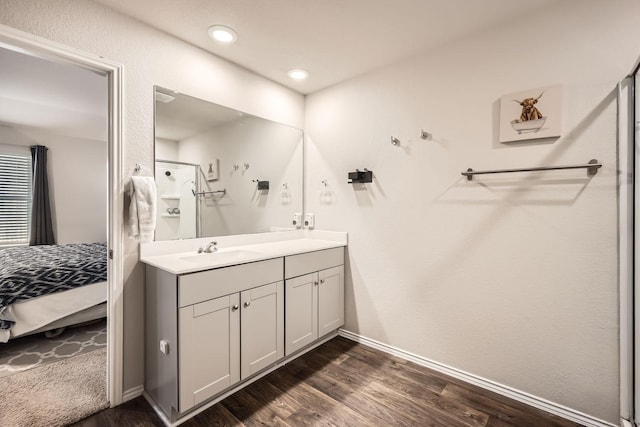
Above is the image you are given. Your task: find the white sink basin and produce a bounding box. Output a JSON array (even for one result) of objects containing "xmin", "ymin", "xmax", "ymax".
[{"xmin": 180, "ymin": 250, "xmax": 262, "ymax": 265}]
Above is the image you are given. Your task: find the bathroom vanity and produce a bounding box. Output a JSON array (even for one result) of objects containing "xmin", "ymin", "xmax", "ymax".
[{"xmin": 140, "ymin": 230, "xmax": 346, "ymax": 424}]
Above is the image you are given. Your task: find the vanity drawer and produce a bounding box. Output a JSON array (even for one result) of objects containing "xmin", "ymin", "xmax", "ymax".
[
  {"xmin": 285, "ymin": 247, "xmax": 344, "ymax": 279},
  {"xmin": 179, "ymin": 258, "xmax": 283, "ymax": 307}
]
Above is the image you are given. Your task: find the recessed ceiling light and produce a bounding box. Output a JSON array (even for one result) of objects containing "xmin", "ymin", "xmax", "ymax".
[
  {"xmin": 208, "ymin": 25, "xmax": 238, "ymax": 44},
  {"xmin": 288, "ymin": 68, "xmax": 309, "ymax": 80}
]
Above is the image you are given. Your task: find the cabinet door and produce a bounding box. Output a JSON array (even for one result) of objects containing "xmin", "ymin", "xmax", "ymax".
[
  {"xmin": 318, "ymin": 265, "xmax": 344, "ymax": 337},
  {"xmin": 178, "ymin": 293, "xmax": 240, "ymax": 413},
  {"xmin": 240, "ymin": 281, "xmax": 284, "ymax": 379},
  {"xmin": 285, "ymin": 273, "xmax": 318, "ymax": 355}
]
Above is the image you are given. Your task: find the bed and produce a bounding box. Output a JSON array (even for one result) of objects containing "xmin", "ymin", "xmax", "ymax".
[{"xmin": 0, "ymin": 242, "xmax": 107, "ymax": 343}]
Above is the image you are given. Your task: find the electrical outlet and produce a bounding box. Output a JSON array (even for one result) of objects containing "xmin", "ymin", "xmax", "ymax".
[
  {"xmin": 292, "ymin": 213, "xmax": 302, "ymax": 228},
  {"xmin": 304, "ymin": 213, "xmax": 315, "ymax": 229}
]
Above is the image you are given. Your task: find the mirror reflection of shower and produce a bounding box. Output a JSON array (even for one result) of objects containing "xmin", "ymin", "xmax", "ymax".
[
  {"xmin": 154, "ymin": 159, "xmax": 199, "ymax": 240},
  {"xmin": 154, "ymin": 86, "xmax": 303, "ymax": 241}
]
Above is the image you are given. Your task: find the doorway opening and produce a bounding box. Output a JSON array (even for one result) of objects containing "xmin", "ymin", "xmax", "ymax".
[{"xmin": 0, "ymin": 23, "xmax": 124, "ymax": 416}]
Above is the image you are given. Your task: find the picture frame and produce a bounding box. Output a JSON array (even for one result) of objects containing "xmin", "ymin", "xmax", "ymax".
[{"xmin": 499, "ymin": 84, "xmax": 562, "ymax": 143}]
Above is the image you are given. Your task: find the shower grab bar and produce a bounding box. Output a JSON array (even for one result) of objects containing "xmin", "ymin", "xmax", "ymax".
[
  {"xmin": 462, "ymin": 159, "xmax": 602, "ymax": 181},
  {"xmin": 193, "ymin": 189, "xmax": 227, "ymax": 197},
  {"xmin": 156, "ymin": 159, "xmax": 200, "ymax": 167}
]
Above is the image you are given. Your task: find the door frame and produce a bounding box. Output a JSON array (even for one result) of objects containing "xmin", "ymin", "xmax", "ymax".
[
  {"xmin": 0, "ymin": 24, "xmax": 125, "ymax": 406},
  {"xmin": 620, "ymin": 56, "xmax": 640, "ymax": 427},
  {"xmin": 633, "ymin": 59, "xmax": 640, "ymax": 427}
]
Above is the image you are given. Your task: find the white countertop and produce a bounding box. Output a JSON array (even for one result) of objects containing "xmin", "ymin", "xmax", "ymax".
[{"xmin": 140, "ymin": 230, "xmax": 347, "ymax": 275}]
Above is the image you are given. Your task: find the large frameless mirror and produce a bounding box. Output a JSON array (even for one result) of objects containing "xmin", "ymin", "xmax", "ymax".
[{"xmin": 154, "ymin": 86, "xmax": 303, "ymax": 240}]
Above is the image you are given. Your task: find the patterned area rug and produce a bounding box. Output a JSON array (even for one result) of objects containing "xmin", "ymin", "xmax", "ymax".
[{"xmin": 0, "ymin": 319, "xmax": 106, "ymax": 379}]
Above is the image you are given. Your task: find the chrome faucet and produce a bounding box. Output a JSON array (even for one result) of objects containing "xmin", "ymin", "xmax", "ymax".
[
  {"xmin": 197, "ymin": 241, "xmax": 218, "ymax": 253},
  {"xmin": 204, "ymin": 241, "xmax": 218, "ymax": 253}
]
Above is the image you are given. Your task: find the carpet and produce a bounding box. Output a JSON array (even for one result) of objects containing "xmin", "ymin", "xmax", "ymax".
[
  {"xmin": 0, "ymin": 319, "xmax": 107, "ymax": 379},
  {"xmin": 0, "ymin": 347, "xmax": 109, "ymax": 427}
]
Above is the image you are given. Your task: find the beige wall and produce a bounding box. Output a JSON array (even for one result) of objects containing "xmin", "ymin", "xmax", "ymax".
[
  {"xmin": 3, "ymin": 0, "xmax": 640, "ymax": 422},
  {"xmin": 304, "ymin": 1, "xmax": 640, "ymax": 423},
  {"xmin": 0, "ymin": 0, "xmax": 304, "ymax": 392},
  {"xmin": 0, "ymin": 125, "xmax": 107, "ymax": 244},
  {"xmin": 178, "ymin": 119, "xmax": 303, "ymax": 236}
]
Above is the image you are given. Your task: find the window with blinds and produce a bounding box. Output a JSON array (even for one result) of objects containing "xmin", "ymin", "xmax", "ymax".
[{"xmin": 0, "ymin": 146, "xmax": 32, "ymax": 246}]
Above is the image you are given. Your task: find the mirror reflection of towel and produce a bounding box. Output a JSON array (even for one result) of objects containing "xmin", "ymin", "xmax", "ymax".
[{"xmin": 129, "ymin": 176, "xmax": 157, "ymax": 243}]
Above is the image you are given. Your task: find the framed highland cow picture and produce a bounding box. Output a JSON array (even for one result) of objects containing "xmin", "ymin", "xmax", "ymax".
[{"xmin": 499, "ymin": 84, "xmax": 562, "ymax": 143}]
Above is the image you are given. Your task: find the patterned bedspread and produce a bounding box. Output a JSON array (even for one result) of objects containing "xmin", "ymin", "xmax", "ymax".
[{"xmin": 0, "ymin": 242, "xmax": 107, "ymax": 331}]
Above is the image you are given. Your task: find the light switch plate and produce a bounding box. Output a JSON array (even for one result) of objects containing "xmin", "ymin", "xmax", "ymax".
[
  {"xmin": 304, "ymin": 213, "xmax": 315, "ymax": 229},
  {"xmin": 292, "ymin": 213, "xmax": 302, "ymax": 228}
]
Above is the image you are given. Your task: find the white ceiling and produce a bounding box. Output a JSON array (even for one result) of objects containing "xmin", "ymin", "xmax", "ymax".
[
  {"xmin": 0, "ymin": 1, "xmax": 560, "ymax": 138},
  {"xmin": 94, "ymin": 0, "xmax": 559, "ymax": 94},
  {"xmin": 0, "ymin": 46, "xmax": 108, "ymax": 141},
  {"xmin": 155, "ymin": 88, "xmax": 243, "ymax": 141}
]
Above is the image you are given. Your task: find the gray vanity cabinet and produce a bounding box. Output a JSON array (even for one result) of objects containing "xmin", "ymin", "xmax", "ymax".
[
  {"xmin": 317, "ymin": 266, "xmax": 345, "ymax": 337},
  {"xmin": 240, "ymin": 281, "xmax": 284, "ymax": 378},
  {"xmin": 285, "ymin": 273, "xmax": 317, "ymax": 353},
  {"xmin": 178, "ymin": 293, "xmax": 240, "ymax": 412},
  {"xmin": 178, "ymin": 280, "xmax": 284, "ymax": 412},
  {"xmin": 145, "ymin": 258, "xmax": 284, "ymax": 417},
  {"xmin": 284, "ymin": 248, "xmax": 345, "ymax": 355}
]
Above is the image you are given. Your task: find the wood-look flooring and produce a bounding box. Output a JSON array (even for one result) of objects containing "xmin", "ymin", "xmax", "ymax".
[{"xmin": 73, "ymin": 337, "xmax": 583, "ymax": 427}]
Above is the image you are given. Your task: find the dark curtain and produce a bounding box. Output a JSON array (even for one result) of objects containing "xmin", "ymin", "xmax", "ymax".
[{"xmin": 29, "ymin": 145, "xmax": 55, "ymax": 245}]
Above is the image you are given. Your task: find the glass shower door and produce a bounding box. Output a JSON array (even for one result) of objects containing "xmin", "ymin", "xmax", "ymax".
[{"xmin": 154, "ymin": 160, "xmax": 199, "ymax": 240}]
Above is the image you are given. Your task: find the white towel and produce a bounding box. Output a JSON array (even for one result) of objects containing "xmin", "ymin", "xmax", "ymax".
[{"xmin": 129, "ymin": 176, "xmax": 157, "ymax": 243}]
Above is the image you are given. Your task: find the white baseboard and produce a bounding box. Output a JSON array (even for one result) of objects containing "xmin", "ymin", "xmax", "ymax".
[
  {"xmin": 143, "ymin": 392, "xmax": 172, "ymax": 426},
  {"xmin": 338, "ymin": 329, "xmax": 618, "ymax": 427},
  {"xmin": 122, "ymin": 385, "xmax": 144, "ymax": 403},
  {"xmin": 620, "ymin": 419, "xmax": 636, "ymax": 427}
]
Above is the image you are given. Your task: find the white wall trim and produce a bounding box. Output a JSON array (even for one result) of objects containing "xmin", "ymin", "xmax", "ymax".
[
  {"xmin": 0, "ymin": 23, "xmax": 125, "ymax": 407},
  {"xmin": 618, "ymin": 77, "xmax": 635, "ymax": 425},
  {"xmin": 338, "ymin": 329, "xmax": 618, "ymax": 427},
  {"xmin": 621, "ymin": 418, "xmax": 635, "ymax": 427},
  {"xmin": 123, "ymin": 385, "xmax": 145, "ymax": 403}
]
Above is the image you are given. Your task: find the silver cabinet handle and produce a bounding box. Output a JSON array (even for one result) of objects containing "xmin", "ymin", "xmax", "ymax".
[
  {"xmin": 320, "ymin": 279, "xmax": 325, "ymax": 284},
  {"xmin": 232, "ymin": 305, "xmax": 239, "ymax": 311},
  {"xmin": 244, "ymin": 301, "xmax": 251, "ymax": 308},
  {"xmin": 314, "ymin": 281, "xmax": 318, "ymax": 286}
]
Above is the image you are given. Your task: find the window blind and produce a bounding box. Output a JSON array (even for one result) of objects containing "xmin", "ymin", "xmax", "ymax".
[{"xmin": 0, "ymin": 147, "xmax": 32, "ymax": 246}]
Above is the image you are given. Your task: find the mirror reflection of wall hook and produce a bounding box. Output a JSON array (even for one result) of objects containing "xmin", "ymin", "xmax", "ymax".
[{"xmin": 252, "ymin": 179, "xmax": 270, "ymax": 190}]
